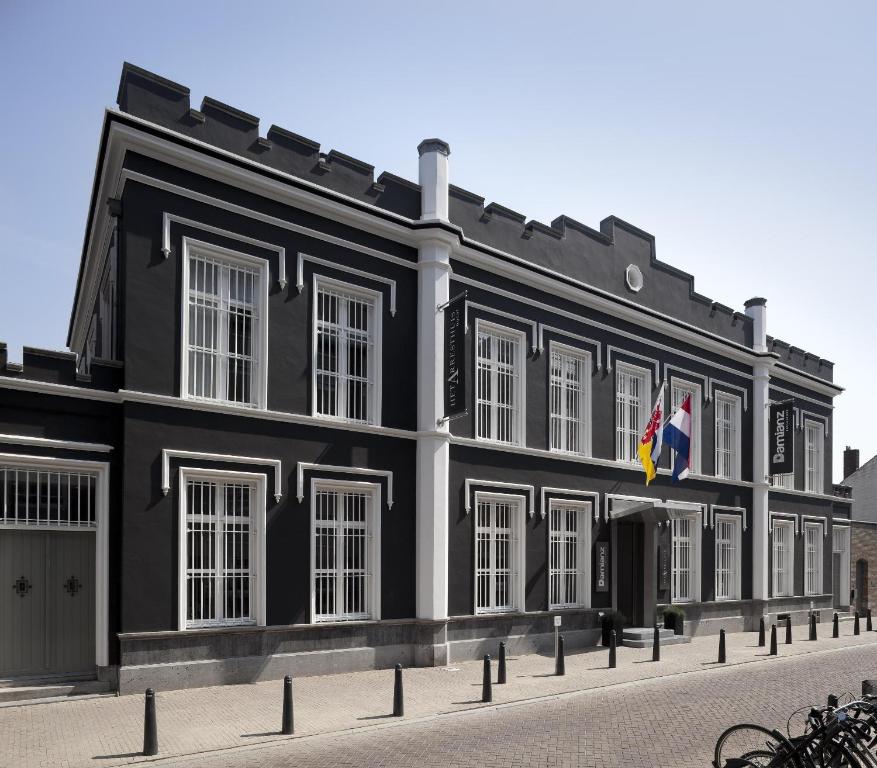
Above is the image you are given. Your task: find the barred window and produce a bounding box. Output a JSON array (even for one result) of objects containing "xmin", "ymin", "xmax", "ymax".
[
  {"xmin": 714, "ymin": 393, "xmax": 740, "ymax": 480},
  {"xmin": 805, "ymin": 522, "xmax": 823, "ymax": 596},
  {"xmin": 549, "ymin": 346, "xmax": 591, "ymax": 456},
  {"xmin": 475, "ymin": 495, "xmax": 522, "ymax": 614},
  {"xmin": 805, "ymin": 421, "xmax": 825, "ymax": 494},
  {"xmin": 714, "ymin": 515, "xmax": 740, "ymax": 601},
  {"xmin": 670, "ymin": 381, "xmax": 701, "ymax": 474},
  {"xmin": 185, "ymin": 478, "xmax": 255, "ymax": 628},
  {"xmin": 476, "ymin": 324, "xmax": 524, "ymax": 445},
  {"xmin": 0, "ymin": 467, "xmax": 97, "ymax": 527},
  {"xmin": 616, "ymin": 365, "xmax": 647, "ymax": 463},
  {"xmin": 771, "ymin": 473, "xmax": 795, "ymax": 490},
  {"xmin": 772, "ymin": 519, "xmax": 794, "ymax": 598},
  {"xmin": 312, "ymin": 484, "xmax": 376, "ymax": 622},
  {"xmin": 671, "ymin": 516, "xmax": 697, "ymax": 603},
  {"xmin": 548, "ymin": 501, "xmax": 588, "ymax": 609},
  {"xmin": 314, "ymin": 279, "xmax": 379, "ymax": 424},
  {"xmin": 185, "ymin": 245, "xmax": 263, "ymax": 407}
]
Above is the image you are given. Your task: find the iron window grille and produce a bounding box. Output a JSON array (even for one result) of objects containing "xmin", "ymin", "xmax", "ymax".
[
  {"xmin": 772, "ymin": 520, "xmax": 795, "ymax": 598},
  {"xmin": 475, "ymin": 494, "xmax": 523, "ymax": 614},
  {"xmin": 548, "ymin": 501, "xmax": 588, "ymax": 609},
  {"xmin": 0, "ymin": 468, "xmax": 97, "ymax": 528},
  {"xmin": 804, "ymin": 522, "xmax": 823, "ymax": 596},
  {"xmin": 476, "ymin": 322, "xmax": 525, "ymax": 446},
  {"xmin": 549, "ymin": 345, "xmax": 591, "ymax": 456},
  {"xmin": 804, "ymin": 420, "xmax": 825, "ymax": 494},
  {"xmin": 771, "ymin": 473, "xmax": 795, "ymax": 490},
  {"xmin": 615, "ymin": 364, "xmax": 648, "ymax": 464},
  {"xmin": 671, "ymin": 515, "xmax": 698, "ymax": 603},
  {"xmin": 714, "ymin": 515, "xmax": 741, "ymax": 601},
  {"xmin": 714, "ymin": 392, "xmax": 741, "ymax": 480},
  {"xmin": 670, "ymin": 380, "xmax": 701, "ymax": 474}
]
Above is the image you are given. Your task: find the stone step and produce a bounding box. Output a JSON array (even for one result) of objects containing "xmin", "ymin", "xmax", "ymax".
[
  {"xmin": 0, "ymin": 676, "xmax": 112, "ymax": 705},
  {"xmin": 621, "ymin": 627, "xmax": 691, "ymax": 648}
]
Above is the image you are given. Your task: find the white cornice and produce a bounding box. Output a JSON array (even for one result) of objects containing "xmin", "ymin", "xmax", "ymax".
[
  {"xmin": 296, "ymin": 462, "xmax": 393, "ymax": 508},
  {"xmin": 465, "ymin": 479, "xmax": 536, "ymax": 518},
  {"xmin": 0, "ymin": 376, "xmax": 120, "ymax": 402},
  {"xmin": 162, "ymin": 448, "xmax": 283, "ymax": 501},
  {"xmin": 0, "ymin": 433, "xmax": 113, "ymax": 453}
]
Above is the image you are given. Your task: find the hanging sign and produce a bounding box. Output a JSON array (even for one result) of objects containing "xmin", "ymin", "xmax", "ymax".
[
  {"xmin": 595, "ymin": 541, "xmax": 609, "ymax": 592},
  {"xmin": 769, "ymin": 400, "xmax": 795, "ymax": 475},
  {"xmin": 443, "ymin": 293, "xmax": 467, "ymax": 420},
  {"xmin": 658, "ymin": 545, "xmax": 671, "ymax": 591}
]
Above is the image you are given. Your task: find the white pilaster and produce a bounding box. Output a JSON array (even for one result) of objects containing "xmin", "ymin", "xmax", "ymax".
[{"xmin": 416, "ymin": 139, "xmax": 452, "ymax": 623}]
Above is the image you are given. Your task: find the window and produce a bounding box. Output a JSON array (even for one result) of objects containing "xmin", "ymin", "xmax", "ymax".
[
  {"xmin": 671, "ymin": 515, "xmax": 698, "ymax": 603},
  {"xmin": 475, "ymin": 494, "xmax": 524, "ymax": 614},
  {"xmin": 183, "ymin": 241, "xmax": 267, "ymax": 408},
  {"xmin": 714, "ymin": 393, "xmax": 741, "ymax": 480},
  {"xmin": 548, "ymin": 501, "xmax": 590, "ymax": 609},
  {"xmin": 311, "ymin": 481, "xmax": 380, "ymax": 622},
  {"xmin": 833, "ymin": 526, "xmax": 851, "ymax": 606},
  {"xmin": 184, "ymin": 477, "xmax": 256, "ymax": 628},
  {"xmin": 714, "ymin": 515, "xmax": 741, "ymax": 601},
  {"xmin": 805, "ymin": 420, "xmax": 825, "ymax": 494},
  {"xmin": 313, "ymin": 277, "xmax": 381, "ymax": 424},
  {"xmin": 772, "ymin": 519, "xmax": 795, "ymax": 597},
  {"xmin": 616, "ymin": 364, "xmax": 649, "ymax": 463},
  {"xmin": 0, "ymin": 467, "xmax": 97, "ymax": 527},
  {"xmin": 476, "ymin": 322, "xmax": 525, "ymax": 445},
  {"xmin": 549, "ymin": 345, "xmax": 591, "ymax": 456},
  {"xmin": 670, "ymin": 380, "xmax": 701, "ymax": 474},
  {"xmin": 771, "ymin": 473, "xmax": 794, "ymax": 490},
  {"xmin": 805, "ymin": 522, "xmax": 823, "ymax": 596}
]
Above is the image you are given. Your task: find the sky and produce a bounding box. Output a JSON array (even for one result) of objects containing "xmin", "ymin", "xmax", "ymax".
[{"xmin": 0, "ymin": 1, "xmax": 874, "ymax": 481}]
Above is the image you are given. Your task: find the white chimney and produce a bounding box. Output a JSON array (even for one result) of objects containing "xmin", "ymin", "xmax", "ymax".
[
  {"xmin": 745, "ymin": 297, "xmax": 768, "ymax": 354},
  {"xmin": 417, "ymin": 138, "xmax": 450, "ymax": 222}
]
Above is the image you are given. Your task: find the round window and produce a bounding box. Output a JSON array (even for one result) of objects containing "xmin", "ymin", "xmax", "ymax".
[{"xmin": 625, "ymin": 264, "xmax": 644, "ymax": 293}]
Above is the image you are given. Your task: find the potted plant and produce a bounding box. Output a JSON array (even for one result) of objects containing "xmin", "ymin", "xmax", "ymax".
[
  {"xmin": 663, "ymin": 605, "xmax": 685, "ymax": 635},
  {"xmin": 600, "ymin": 610, "xmax": 627, "ymax": 646}
]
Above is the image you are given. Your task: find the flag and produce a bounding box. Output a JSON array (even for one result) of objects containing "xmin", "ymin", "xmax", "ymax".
[
  {"xmin": 663, "ymin": 393, "xmax": 692, "ymax": 484},
  {"xmin": 637, "ymin": 385, "xmax": 665, "ymax": 485}
]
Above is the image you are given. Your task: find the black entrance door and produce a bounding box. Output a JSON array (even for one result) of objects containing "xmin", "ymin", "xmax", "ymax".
[{"xmin": 616, "ymin": 522, "xmax": 644, "ymax": 627}]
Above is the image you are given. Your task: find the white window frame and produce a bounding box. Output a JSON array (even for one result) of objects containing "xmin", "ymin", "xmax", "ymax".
[
  {"xmin": 474, "ymin": 491, "xmax": 526, "ymax": 614},
  {"xmin": 714, "ymin": 513, "xmax": 742, "ymax": 601},
  {"xmin": 177, "ymin": 467, "xmax": 267, "ymax": 631},
  {"xmin": 475, "ymin": 320, "xmax": 526, "ymax": 446},
  {"xmin": 804, "ymin": 419, "xmax": 825, "ymax": 494},
  {"xmin": 804, "ymin": 521, "xmax": 824, "ymax": 596},
  {"xmin": 833, "ymin": 524, "xmax": 851, "ymax": 607},
  {"xmin": 670, "ymin": 379, "xmax": 702, "ymax": 475},
  {"xmin": 547, "ymin": 499, "xmax": 592, "ymax": 610},
  {"xmin": 714, "ymin": 392, "xmax": 742, "ymax": 480},
  {"xmin": 309, "ymin": 479, "xmax": 381, "ymax": 623},
  {"xmin": 311, "ymin": 274, "xmax": 383, "ymax": 426},
  {"xmin": 615, "ymin": 361, "xmax": 651, "ymax": 464},
  {"xmin": 180, "ymin": 238, "xmax": 269, "ymax": 410},
  {"xmin": 771, "ymin": 473, "xmax": 795, "ymax": 490},
  {"xmin": 548, "ymin": 342, "xmax": 592, "ymax": 457},
  {"xmin": 670, "ymin": 513, "xmax": 701, "ymax": 603},
  {"xmin": 771, "ymin": 518, "xmax": 795, "ymax": 598}
]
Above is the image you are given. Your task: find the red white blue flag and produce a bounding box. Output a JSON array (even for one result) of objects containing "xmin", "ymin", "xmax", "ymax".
[{"xmin": 663, "ymin": 393, "xmax": 691, "ymax": 483}]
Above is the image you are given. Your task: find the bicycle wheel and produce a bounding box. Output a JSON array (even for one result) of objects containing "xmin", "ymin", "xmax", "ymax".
[{"xmin": 715, "ymin": 724, "xmax": 800, "ymax": 768}]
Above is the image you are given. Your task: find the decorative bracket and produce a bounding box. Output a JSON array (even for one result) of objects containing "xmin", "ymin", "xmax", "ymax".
[
  {"xmin": 296, "ymin": 462, "xmax": 394, "ymax": 509},
  {"xmin": 297, "ymin": 253, "xmax": 396, "ymax": 316},
  {"xmin": 162, "ymin": 449, "xmax": 283, "ymax": 502},
  {"xmin": 465, "ymin": 479, "xmax": 535, "ymax": 518}
]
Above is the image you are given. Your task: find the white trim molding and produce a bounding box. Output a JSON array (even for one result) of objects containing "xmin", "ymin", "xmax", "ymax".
[
  {"xmin": 298, "ymin": 252, "xmax": 397, "ymax": 316},
  {"xmin": 769, "ymin": 511, "xmax": 800, "ymax": 535},
  {"xmin": 296, "ymin": 462, "xmax": 394, "ymax": 509},
  {"xmin": 537, "ymin": 324, "xmax": 602, "ymax": 369},
  {"xmin": 800, "ymin": 514, "xmax": 829, "ymax": 537},
  {"xmin": 664, "ymin": 365, "xmax": 708, "ymax": 401},
  {"xmin": 0, "ymin": 433, "xmax": 113, "ymax": 453},
  {"xmin": 465, "ymin": 478, "xmax": 536, "ymax": 518},
  {"xmin": 606, "ymin": 346, "xmax": 660, "ymax": 384},
  {"xmin": 466, "ymin": 302, "xmax": 538, "ymax": 353},
  {"xmin": 709, "ymin": 504, "xmax": 748, "ymax": 532},
  {"xmin": 161, "ymin": 448, "xmax": 283, "ymax": 501},
  {"xmin": 540, "ymin": 488, "xmax": 600, "ymax": 522},
  {"xmin": 709, "ymin": 379, "xmax": 749, "ymax": 412}
]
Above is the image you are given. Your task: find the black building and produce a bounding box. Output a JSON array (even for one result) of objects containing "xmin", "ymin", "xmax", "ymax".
[{"xmin": 0, "ymin": 63, "xmax": 852, "ymax": 692}]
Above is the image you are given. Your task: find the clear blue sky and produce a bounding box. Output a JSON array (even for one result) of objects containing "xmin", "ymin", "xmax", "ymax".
[{"xmin": 1, "ymin": 1, "xmax": 874, "ymax": 481}]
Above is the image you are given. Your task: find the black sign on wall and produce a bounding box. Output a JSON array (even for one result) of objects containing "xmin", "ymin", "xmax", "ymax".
[
  {"xmin": 595, "ymin": 542, "xmax": 609, "ymax": 592},
  {"xmin": 658, "ymin": 544, "xmax": 670, "ymax": 591},
  {"xmin": 443, "ymin": 293, "xmax": 467, "ymax": 420},
  {"xmin": 769, "ymin": 400, "xmax": 795, "ymax": 475}
]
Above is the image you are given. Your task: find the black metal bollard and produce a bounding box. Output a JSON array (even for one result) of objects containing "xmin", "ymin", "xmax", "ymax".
[
  {"xmin": 809, "ymin": 613, "xmax": 817, "ymax": 641},
  {"xmin": 498, "ymin": 642, "xmax": 507, "ymax": 684},
  {"xmin": 608, "ymin": 630, "xmax": 617, "ymax": 669},
  {"xmin": 855, "ymin": 611, "xmax": 861, "ymax": 636},
  {"xmin": 482, "ymin": 655, "xmax": 492, "ymax": 703},
  {"xmin": 864, "ymin": 679, "xmax": 877, "ymax": 698},
  {"xmin": 718, "ymin": 629, "xmax": 726, "ymax": 663},
  {"xmin": 786, "ymin": 616, "xmax": 792, "ymax": 645},
  {"xmin": 652, "ymin": 624, "xmax": 661, "ymax": 662},
  {"xmin": 392, "ymin": 664, "xmax": 404, "ymax": 717},
  {"xmin": 828, "ymin": 693, "xmax": 839, "ymax": 708},
  {"xmin": 281, "ymin": 675, "xmax": 295, "ymax": 734},
  {"xmin": 833, "ymin": 612, "xmax": 839, "ymax": 638},
  {"xmin": 869, "ymin": 609, "xmax": 873, "ymax": 632},
  {"xmin": 143, "ymin": 688, "xmax": 158, "ymax": 756},
  {"xmin": 758, "ymin": 616, "xmax": 766, "ymax": 647},
  {"xmin": 770, "ymin": 624, "xmax": 778, "ymax": 656},
  {"xmin": 555, "ymin": 634, "xmax": 565, "ymax": 676}
]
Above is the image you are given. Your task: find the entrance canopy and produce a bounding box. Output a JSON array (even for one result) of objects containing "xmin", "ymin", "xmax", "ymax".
[{"xmin": 609, "ymin": 499, "xmax": 704, "ymax": 526}]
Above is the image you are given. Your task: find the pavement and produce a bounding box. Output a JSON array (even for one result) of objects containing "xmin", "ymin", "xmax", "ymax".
[{"xmin": 2, "ymin": 623, "xmax": 877, "ymax": 768}]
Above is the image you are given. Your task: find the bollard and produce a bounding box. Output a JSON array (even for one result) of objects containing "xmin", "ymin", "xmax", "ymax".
[
  {"xmin": 855, "ymin": 611, "xmax": 861, "ymax": 636},
  {"xmin": 758, "ymin": 616, "xmax": 766, "ymax": 647},
  {"xmin": 809, "ymin": 613, "xmax": 817, "ymax": 641},
  {"xmin": 786, "ymin": 616, "xmax": 792, "ymax": 645},
  {"xmin": 718, "ymin": 629, "xmax": 726, "ymax": 664},
  {"xmin": 833, "ymin": 612, "xmax": 839, "ymax": 639},
  {"xmin": 482, "ymin": 655, "xmax": 492, "ymax": 703},
  {"xmin": 281, "ymin": 675, "xmax": 295, "ymax": 734},
  {"xmin": 869, "ymin": 609, "xmax": 873, "ymax": 632},
  {"xmin": 392, "ymin": 664, "xmax": 404, "ymax": 717},
  {"xmin": 770, "ymin": 624, "xmax": 778, "ymax": 656},
  {"xmin": 498, "ymin": 642, "xmax": 507, "ymax": 685},
  {"xmin": 555, "ymin": 634, "xmax": 565, "ymax": 676},
  {"xmin": 608, "ymin": 630, "xmax": 617, "ymax": 669},
  {"xmin": 828, "ymin": 693, "xmax": 839, "ymax": 708},
  {"xmin": 143, "ymin": 688, "xmax": 158, "ymax": 756},
  {"xmin": 864, "ymin": 680, "xmax": 877, "ymax": 698},
  {"xmin": 652, "ymin": 624, "xmax": 661, "ymax": 662}
]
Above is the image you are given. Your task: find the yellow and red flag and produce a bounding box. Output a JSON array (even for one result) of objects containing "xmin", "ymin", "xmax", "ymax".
[{"xmin": 637, "ymin": 385, "xmax": 665, "ymax": 485}]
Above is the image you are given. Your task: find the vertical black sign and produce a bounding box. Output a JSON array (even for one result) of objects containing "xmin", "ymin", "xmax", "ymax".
[
  {"xmin": 769, "ymin": 400, "xmax": 795, "ymax": 475},
  {"xmin": 443, "ymin": 294, "xmax": 467, "ymax": 419},
  {"xmin": 658, "ymin": 545, "xmax": 670, "ymax": 591},
  {"xmin": 595, "ymin": 542, "xmax": 609, "ymax": 592}
]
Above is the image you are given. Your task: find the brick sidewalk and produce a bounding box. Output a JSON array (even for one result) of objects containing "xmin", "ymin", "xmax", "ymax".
[{"xmin": 3, "ymin": 625, "xmax": 876, "ymax": 768}]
